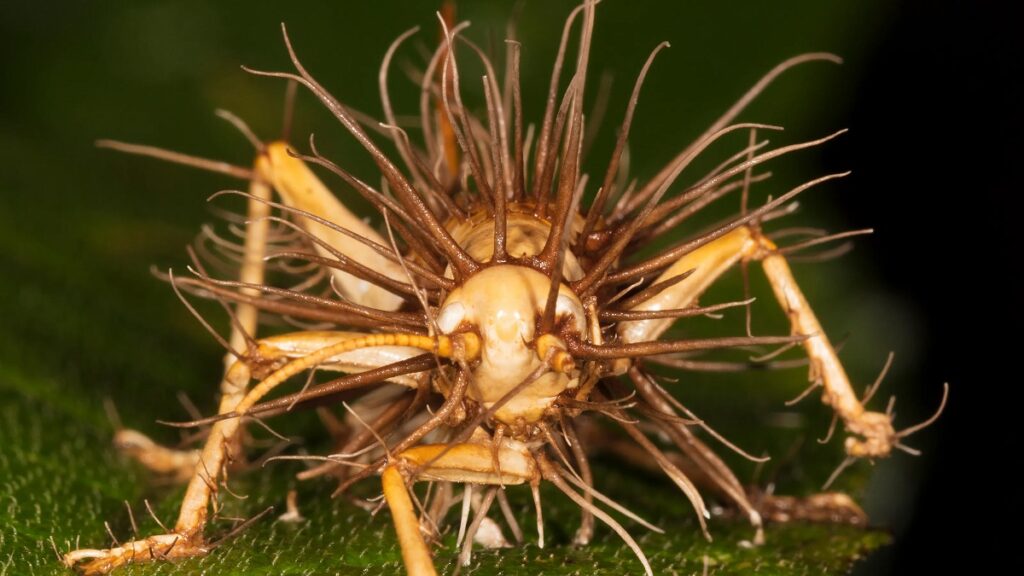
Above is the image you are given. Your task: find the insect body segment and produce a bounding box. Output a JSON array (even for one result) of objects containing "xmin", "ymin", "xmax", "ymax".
[{"xmin": 63, "ymin": 2, "xmax": 945, "ymax": 575}]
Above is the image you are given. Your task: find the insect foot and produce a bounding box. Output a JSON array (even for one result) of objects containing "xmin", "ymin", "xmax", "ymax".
[
  {"xmin": 844, "ymin": 411, "xmax": 897, "ymax": 459},
  {"xmin": 63, "ymin": 533, "xmax": 207, "ymax": 575}
]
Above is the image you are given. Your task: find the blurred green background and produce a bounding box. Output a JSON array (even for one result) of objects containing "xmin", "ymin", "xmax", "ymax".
[{"xmin": 2, "ymin": 0, "xmax": 1010, "ymax": 574}]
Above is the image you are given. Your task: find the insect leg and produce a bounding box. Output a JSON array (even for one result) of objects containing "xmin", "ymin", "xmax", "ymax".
[
  {"xmin": 112, "ymin": 160, "xmax": 273, "ymax": 480},
  {"xmin": 261, "ymin": 141, "xmax": 411, "ymax": 311},
  {"xmin": 754, "ymin": 235, "xmax": 897, "ymax": 458},
  {"xmin": 615, "ymin": 227, "xmax": 759, "ymax": 346},
  {"xmin": 64, "ymin": 332, "xmax": 430, "ymax": 574},
  {"xmin": 613, "ymin": 226, "xmax": 763, "ymax": 538},
  {"xmin": 383, "ymin": 441, "xmax": 537, "ymax": 576}
]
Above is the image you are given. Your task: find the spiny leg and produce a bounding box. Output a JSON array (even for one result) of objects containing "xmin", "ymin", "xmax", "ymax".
[
  {"xmin": 112, "ymin": 171, "xmax": 272, "ymax": 480},
  {"xmin": 64, "ymin": 332, "xmax": 431, "ymax": 574},
  {"xmin": 754, "ymin": 235, "xmax": 897, "ymax": 458},
  {"xmin": 614, "ymin": 224, "xmax": 901, "ymax": 527}
]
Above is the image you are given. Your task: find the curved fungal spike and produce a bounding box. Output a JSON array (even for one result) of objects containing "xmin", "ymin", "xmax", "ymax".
[
  {"xmin": 575, "ymin": 122, "xmax": 783, "ymax": 296},
  {"xmin": 214, "ymin": 109, "xmax": 264, "ymax": 152},
  {"xmin": 623, "ymin": 52, "xmax": 843, "ymax": 214},
  {"xmin": 601, "ymin": 167, "xmax": 851, "ymax": 286},
  {"xmin": 582, "ymin": 40, "xmax": 671, "ymax": 242},
  {"xmin": 896, "ymin": 382, "xmax": 950, "ymax": 439},
  {"xmin": 243, "ymin": 24, "xmax": 479, "ymax": 279},
  {"xmin": 531, "ymin": 1, "xmax": 591, "ymax": 201},
  {"xmin": 379, "ymin": 26, "xmax": 431, "ymax": 193},
  {"xmin": 436, "ymin": 14, "xmax": 495, "ymax": 207},
  {"xmin": 568, "ymin": 334, "xmax": 803, "ymax": 359},
  {"xmin": 418, "ymin": 21, "xmax": 471, "ymax": 176}
]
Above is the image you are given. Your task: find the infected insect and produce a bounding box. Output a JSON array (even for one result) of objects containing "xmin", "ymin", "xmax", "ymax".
[{"xmin": 63, "ymin": 2, "xmax": 947, "ymax": 575}]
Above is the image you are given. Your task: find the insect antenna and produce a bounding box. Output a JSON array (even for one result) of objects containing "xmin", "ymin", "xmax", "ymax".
[
  {"xmin": 214, "ymin": 109, "xmax": 265, "ymax": 152},
  {"xmin": 249, "ymin": 357, "xmax": 437, "ymax": 422},
  {"xmin": 95, "ymin": 140, "xmax": 254, "ymax": 180}
]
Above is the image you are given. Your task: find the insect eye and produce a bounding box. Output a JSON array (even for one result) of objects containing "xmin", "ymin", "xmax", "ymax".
[
  {"xmin": 555, "ymin": 294, "xmax": 585, "ymax": 332},
  {"xmin": 437, "ymin": 302, "xmax": 466, "ymax": 334}
]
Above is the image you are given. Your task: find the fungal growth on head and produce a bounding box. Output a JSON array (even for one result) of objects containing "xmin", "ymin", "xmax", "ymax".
[{"xmin": 65, "ymin": 2, "xmax": 946, "ymax": 575}]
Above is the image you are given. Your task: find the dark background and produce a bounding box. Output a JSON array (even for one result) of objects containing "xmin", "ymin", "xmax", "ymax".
[{"xmin": 1, "ymin": 0, "xmax": 1019, "ymax": 573}]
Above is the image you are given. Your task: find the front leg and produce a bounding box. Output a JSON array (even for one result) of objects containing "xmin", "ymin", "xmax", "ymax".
[
  {"xmin": 384, "ymin": 441, "xmax": 538, "ymax": 576},
  {"xmin": 112, "ymin": 171, "xmax": 273, "ymax": 480},
  {"xmin": 64, "ymin": 331, "xmax": 431, "ymax": 575}
]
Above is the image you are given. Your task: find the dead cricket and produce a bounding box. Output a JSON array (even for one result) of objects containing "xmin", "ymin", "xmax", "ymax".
[{"xmin": 63, "ymin": 2, "xmax": 948, "ymax": 574}]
